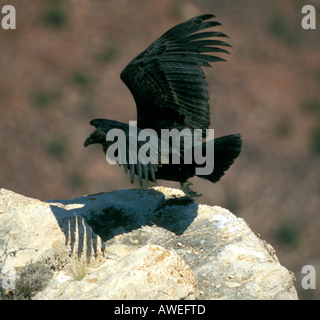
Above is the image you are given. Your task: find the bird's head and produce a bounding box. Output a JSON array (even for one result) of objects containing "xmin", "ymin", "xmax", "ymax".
[{"xmin": 84, "ymin": 130, "xmax": 106, "ymax": 147}]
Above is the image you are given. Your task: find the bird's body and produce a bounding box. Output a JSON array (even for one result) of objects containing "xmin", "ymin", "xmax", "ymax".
[{"xmin": 84, "ymin": 14, "xmax": 242, "ymax": 197}]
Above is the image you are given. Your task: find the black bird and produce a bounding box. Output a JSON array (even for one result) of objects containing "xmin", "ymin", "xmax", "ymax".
[{"xmin": 84, "ymin": 14, "xmax": 242, "ymax": 197}]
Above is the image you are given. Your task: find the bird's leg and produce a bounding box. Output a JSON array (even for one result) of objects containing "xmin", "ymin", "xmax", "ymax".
[{"xmin": 180, "ymin": 182, "xmax": 202, "ymax": 198}]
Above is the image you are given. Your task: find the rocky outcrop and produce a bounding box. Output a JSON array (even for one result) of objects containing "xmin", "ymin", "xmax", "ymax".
[{"xmin": 0, "ymin": 187, "xmax": 298, "ymax": 300}]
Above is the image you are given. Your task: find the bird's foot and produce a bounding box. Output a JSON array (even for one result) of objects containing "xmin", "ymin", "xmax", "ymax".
[{"xmin": 180, "ymin": 182, "xmax": 202, "ymax": 198}]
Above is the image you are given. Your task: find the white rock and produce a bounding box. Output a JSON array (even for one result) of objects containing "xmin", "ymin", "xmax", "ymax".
[
  {"xmin": 0, "ymin": 187, "xmax": 298, "ymax": 300},
  {"xmin": 0, "ymin": 188, "xmax": 106, "ymax": 271},
  {"xmin": 35, "ymin": 245, "xmax": 198, "ymax": 300}
]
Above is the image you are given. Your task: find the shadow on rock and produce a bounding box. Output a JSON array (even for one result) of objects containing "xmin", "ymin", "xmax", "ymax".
[{"xmin": 49, "ymin": 188, "xmax": 198, "ymax": 242}]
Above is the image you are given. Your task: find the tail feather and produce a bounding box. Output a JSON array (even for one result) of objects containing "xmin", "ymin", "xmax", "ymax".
[{"xmin": 197, "ymin": 133, "xmax": 242, "ymax": 183}]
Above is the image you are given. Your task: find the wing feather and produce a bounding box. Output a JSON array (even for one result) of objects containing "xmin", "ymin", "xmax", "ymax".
[{"xmin": 120, "ymin": 14, "xmax": 230, "ymax": 135}]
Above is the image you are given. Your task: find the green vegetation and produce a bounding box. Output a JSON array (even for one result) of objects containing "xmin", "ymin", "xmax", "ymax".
[
  {"xmin": 69, "ymin": 170, "xmax": 85, "ymax": 190},
  {"xmin": 224, "ymin": 193, "xmax": 240, "ymax": 214},
  {"xmin": 73, "ymin": 70, "xmax": 91, "ymax": 89},
  {"xmin": 43, "ymin": 0, "xmax": 67, "ymax": 29},
  {"xmin": 275, "ymin": 221, "xmax": 301, "ymax": 247},
  {"xmin": 302, "ymin": 96, "xmax": 320, "ymax": 155},
  {"xmin": 170, "ymin": 0, "xmax": 183, "ymax": 18},
  {"xmin": 67, "ymin": 259, "xmax": 89, "ymax": 281},
  {"xmin": 46, "ymin": 134, "xmax": 68, "ymax": 159},
  {"xmin": 269, "ymin": 15, "xmax": 297, "ymax": 45},
  {"xmin": 311, "ymin": 124, "xmax": 320, "ymax": 155},
  {"xmin": 302, "ymin": 96, "xmax": 320, "ymax": 113},
  {"xmin": 97, "ymin": 47, "xmax": 118, "ymax": 63},
  {"xmin": 33, "ymin": 88, "xmax": 61, "ymax": 109},
  {"xmin": 275, "ymin": 119, "xmax": 292, "ymax": 137},
  {"xmin": 1, "ymin": 261, "xmax": 52, "ymax": 300}
]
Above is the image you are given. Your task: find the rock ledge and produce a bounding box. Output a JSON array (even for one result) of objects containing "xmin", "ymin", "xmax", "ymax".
[{"xmin": 0, "ymin": 187, "xmax": 298, "ymax": 300}]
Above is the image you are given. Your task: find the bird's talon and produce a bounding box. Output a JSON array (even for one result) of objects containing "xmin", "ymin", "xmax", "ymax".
[{"xmin": 180, "ymin": 182, "xmax": 202, "ymax": 198}]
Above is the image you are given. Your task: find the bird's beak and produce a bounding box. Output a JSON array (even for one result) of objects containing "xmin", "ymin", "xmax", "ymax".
[{"xmin": 84, "ymin": 136, "xmax": 91, "ymax": 147}]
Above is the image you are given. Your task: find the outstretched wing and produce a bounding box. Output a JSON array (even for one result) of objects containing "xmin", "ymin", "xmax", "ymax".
[{"xmin": 120, "ymin": 14, "xmax": 230, "ymax": 135}]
